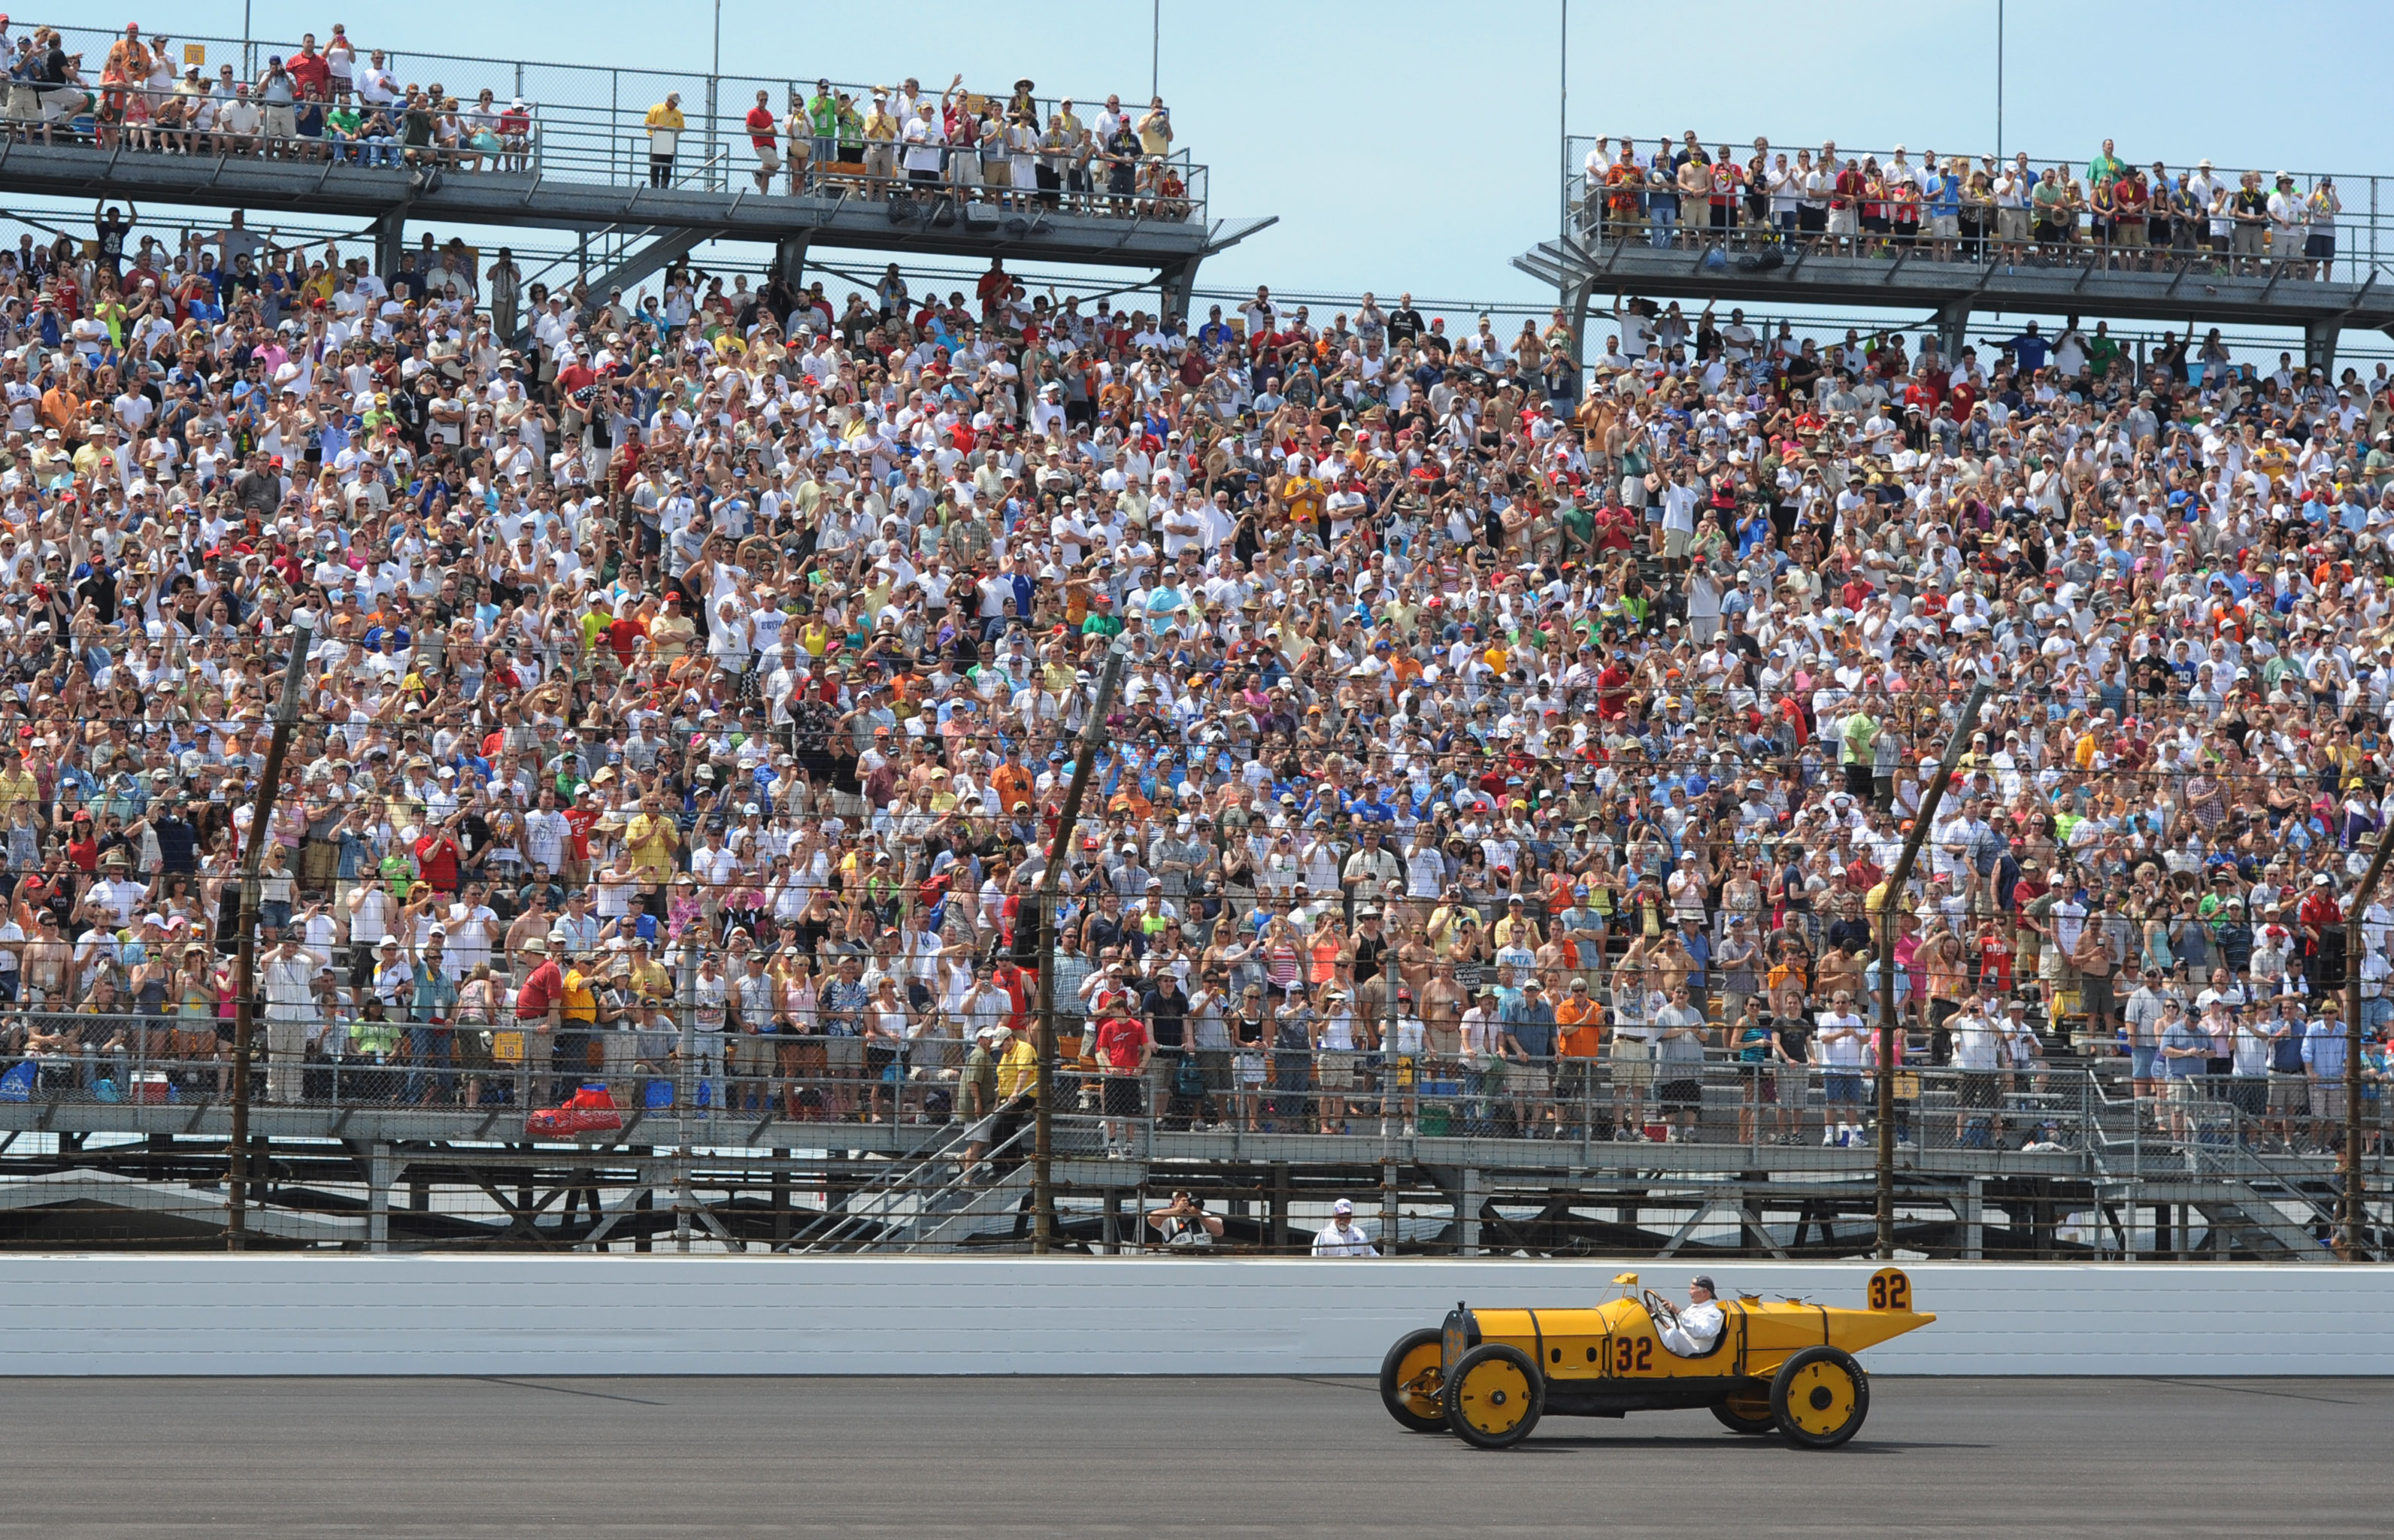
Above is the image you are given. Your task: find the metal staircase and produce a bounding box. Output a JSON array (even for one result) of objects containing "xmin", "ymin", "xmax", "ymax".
[{"xmin": 775, "ymin": 1123, "xmax": 981, "ymax": 1253}]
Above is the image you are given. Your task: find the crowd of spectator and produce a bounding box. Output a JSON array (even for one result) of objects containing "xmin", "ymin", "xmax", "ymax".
[
  {"xmin": 5, "ymin": 24, "xmax": 533, "ymax": 171},
  {"xmin": 1, "ymin": 23, "xmax": 1192, "ymax": 220},
  {"xmin": 719, "ymin": 75, "xmax": 1187, "ymax": 220},
  {"xmin": 1583, "ymin": 135, "xmax": 2351, "ymax": 280},
  {"xmin": 0, "ymin": 133, "xmax": 2392, "ymax": 1159}
]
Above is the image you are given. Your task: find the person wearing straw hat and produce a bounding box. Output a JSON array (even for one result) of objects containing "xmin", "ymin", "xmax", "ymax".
[{"xmin": 513, "ymin": 934, "xmax": 564, "ymax": 1102}]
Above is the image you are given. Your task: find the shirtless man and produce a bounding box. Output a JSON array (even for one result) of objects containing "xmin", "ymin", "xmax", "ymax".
[
  {"xmin": 1418, "ymin": 959, "xmax": 1465, "ymax": 1078},
  {"xmin": 20, "ymin": 911, "xmax": 71, "ymax": 1007}
]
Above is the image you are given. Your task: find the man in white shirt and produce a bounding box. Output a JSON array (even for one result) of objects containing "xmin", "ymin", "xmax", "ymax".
[
  {"xmin": 1949, "ymin": 996, "xmax": 2004, "ymax": 1144},
  {"xmin": 1816, "ymin": 993, "xmax": 1871, "ymax": 1144},
  {"xmin": 1656, "ymin": 1275, "xmax": 1726, "ymax": 1356},
  {"xmin": 1310, "ymin": 1197, "xmax": 1378, "ymax": 1257},
  {"xmin": 260, "ymin": 938, "xmax": 329, "ymax": 1104}
]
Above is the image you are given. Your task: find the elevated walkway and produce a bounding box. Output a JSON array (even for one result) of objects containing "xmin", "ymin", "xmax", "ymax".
[
  {"xmin": 1517, "ymin": 235, "xmax": 2394, "ymax": 372},
  {"xmin": 0, "ymin": 140, "xmax": 1271, "ymax": 315}
]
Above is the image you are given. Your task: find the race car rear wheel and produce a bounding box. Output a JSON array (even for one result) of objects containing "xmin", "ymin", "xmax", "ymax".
[
  {"xmin": 1771, "ymin": 1345, "xmax": 1869, "ymax": 1448},
  {"xmin": 1443, "ymin": 1344, "xmax": 1544, "ymax": 1449},
  {"xmin": 1712, "ymin": 1380, "xmax": 1777, "ymax": 1435},
  {"xmin": 1379, "ymin": 1328, "xmax": 1449, "ymax": 1433}
]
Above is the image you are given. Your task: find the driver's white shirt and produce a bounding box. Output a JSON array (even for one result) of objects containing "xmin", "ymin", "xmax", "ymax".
[{"xmin": 1659, "ymin": 1299, "xmax": 1726, "ymax": 1356}]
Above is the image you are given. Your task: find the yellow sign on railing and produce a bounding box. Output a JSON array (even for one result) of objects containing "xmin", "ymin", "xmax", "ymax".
[{"xmin": 182, "ymin": 43, "xmax": 205, "ymax": 65}]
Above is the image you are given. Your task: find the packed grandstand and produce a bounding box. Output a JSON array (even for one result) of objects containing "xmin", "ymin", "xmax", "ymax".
[{"xmin": 0, "ymin": 20, "xmax": 2385, "ymax": 1169}]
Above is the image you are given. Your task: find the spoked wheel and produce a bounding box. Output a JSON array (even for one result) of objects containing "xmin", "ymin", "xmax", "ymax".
[
  {"xmin": 1712, "ymin": 1379, "xmax": 1777, "ymax": 1435},
  {"xmin": 1443, "ymin": 1344, "xmax": 1544, "ymax": 1449},
  {"xmin": 1771, "ymin": 1346, "xmax": 1870, "ymax": 1448},
  {"xmin": 1379, "ymin": 1328, "xmax": 1448, "ymax": 1434}
]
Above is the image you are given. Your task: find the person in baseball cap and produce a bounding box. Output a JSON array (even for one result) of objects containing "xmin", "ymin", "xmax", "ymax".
[
  {"xmin": 1657, "ymin": 1275, "xmax": 1726, "ymax": 1356},
  {"xmin": 1311, "ymin": 1197, "xmax": 1378, "ymax": 1257}
]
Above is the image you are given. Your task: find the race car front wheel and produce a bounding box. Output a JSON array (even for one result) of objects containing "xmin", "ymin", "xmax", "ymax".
[
  {"xmin": 1771, "ymin": 1345, "xmax": 1870, "ymax": 1448},
  {"xmin": 1379, "ymin": 1327, "xmax": 1448, "ymax": 1433},
  {"xmin": 1443, "ymin": 1344, "xmax": 1544, "ymax": 1449}
]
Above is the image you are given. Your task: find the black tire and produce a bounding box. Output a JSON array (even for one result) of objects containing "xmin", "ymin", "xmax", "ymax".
[
  {"xmin": 1712, "ymin": 1379, "xmax": 1777, "ymax": 1435},
  {"xmin": 1442, "ymin": 1344, "xmax": 1544, "ymax": 1449},
  {"xmin": 1771, "ymin": 1345, "xmax": 1869, "ymax": 1448},
  {"xmin": 1379, "ymin": 1327, "xmax": 1448, "ymax": 1434}
]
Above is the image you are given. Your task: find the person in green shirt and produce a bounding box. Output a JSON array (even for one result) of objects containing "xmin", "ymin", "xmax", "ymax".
[
  {"xmin": 2030, "ymin": 169, "xmax": 2068, "ymax": 253},
  {"xmin": 805, "ymin": 81, "xmax": 841, "ymax": 168},
  {"xmin": 1558, "ymin": 496, "xmax": 1595, "ymax": 560},
  {"xmin": 1838, "ymin": 706, "xmax": 1879, "ymax": 799},
  {"xmin": 2085, "ymin": 138, "xmax": 2126, "ymax": 191},
  {"xmin": 2084, "ymin": 322, "xmax": 2121, "ymax": 380},
  {"xmin": 379, "ymin": 849, "xmax": 416, "ymax": 901},
  {"xmin": 326, "ymin": 95, "xmax": 363, "ymax": 159},
  {"xmin": 1080, "ymin": 595, "xmax": 1124, "ymax": 638}
]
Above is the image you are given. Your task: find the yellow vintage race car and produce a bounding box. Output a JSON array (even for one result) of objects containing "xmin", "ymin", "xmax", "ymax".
[{"xmin": 1380, "ymin": 1269, "xmax": 1934, "ymax": 1449}]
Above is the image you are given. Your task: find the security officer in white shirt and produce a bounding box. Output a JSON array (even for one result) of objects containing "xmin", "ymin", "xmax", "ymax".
[{"xmin": 1657, "ymin": 1275, "xmax": 1726, "ymax": 1356}]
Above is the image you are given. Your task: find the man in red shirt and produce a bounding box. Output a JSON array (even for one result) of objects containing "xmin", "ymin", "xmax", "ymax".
[
  {"xmin": 286, "ymin": 35, "xmax": 331, "ymax": 101},
  {"xmin": 513, "ymin": 935, "xmax": 565, "ymax": 1104},
  {"xmin": 1094, "ymin": 1002, "xmax": 1150, "ymax": 1160},
  {"xmin": 975, "ymin": 258, "xmax": 1010, "ymax": 320},
  {"xmin": 562, "ymin": 787, "xmax": 602, "ymax": 884},
  {"xmin": 1595, "ymin": 652, "xmax": 1634, "ymax": 718},
  {"xmin": 2298, "ymin": 875, "xmax": 2347, "ymax": 993},
  {"xmin": 743, "ymin": 89, "xmax": 780, "ymax": 193},
  {"xmin": 414, "ymin": 816, "xmax": 465, "ymax": 893}
]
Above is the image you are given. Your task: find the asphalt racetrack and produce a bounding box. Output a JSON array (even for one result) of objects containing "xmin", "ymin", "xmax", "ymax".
[{"xmin": 1, "ymin": 1375, "xmax": 2383, "ymax": 1536}]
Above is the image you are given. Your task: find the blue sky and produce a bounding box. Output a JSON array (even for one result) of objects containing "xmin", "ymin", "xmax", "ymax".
[{"xmin": 108, "ymin": 1, "xmax": 2394, "ymax": 335}]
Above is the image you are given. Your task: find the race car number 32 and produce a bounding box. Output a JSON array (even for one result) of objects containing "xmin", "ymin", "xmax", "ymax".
[
  {"xmin": 1868, "ymin": 1268, "xmax": 1911, "ymax": 1311},
  {"xmin": 1614, "ymin": 1336, "xmax": 1653, "ymax": 1372}
]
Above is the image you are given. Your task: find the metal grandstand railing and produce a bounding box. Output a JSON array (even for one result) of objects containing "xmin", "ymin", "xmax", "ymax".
[
  {"xmin": 1562, "ymin": 133, "xmax": 2392, "ymax": 277},
  {"xmin": 14, "ymin": 20, "xmax": 1206, "ymax": 220}
]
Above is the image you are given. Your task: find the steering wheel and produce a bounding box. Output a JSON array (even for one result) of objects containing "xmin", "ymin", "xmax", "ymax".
[{"xmin": 1641, "ymin": 1288, "xmax": 1680, "ymax": 1326}]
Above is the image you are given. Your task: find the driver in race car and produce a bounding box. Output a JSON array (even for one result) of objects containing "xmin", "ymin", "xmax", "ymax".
[{"xmin": 1656, "ymin": 1274, "xmax": 1725, "ymax": 1356}]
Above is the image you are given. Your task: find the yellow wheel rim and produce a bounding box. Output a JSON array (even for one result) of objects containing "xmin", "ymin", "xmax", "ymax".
[
  {"xmin": 1394, "ymin": 1341, "xmax": 1445, "ymax": 1421},
  {"xmin": 1455, "ymin": 1357, "xmax": 1533, "ymax": 1436},
  {"xmin": 1783, "ymin": 1360, "xmax": 1859, "ymax": 1436}
]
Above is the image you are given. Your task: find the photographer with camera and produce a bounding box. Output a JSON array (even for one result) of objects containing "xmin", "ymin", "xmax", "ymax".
[{"xmin": 1144, "ymin": 1190, "xmax": 1223, "ymax": 1250}]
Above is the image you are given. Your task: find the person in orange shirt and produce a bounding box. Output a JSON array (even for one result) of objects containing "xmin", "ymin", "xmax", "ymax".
[
  {"xmin": 1556, "ymin": 976, "xmax": 1605, "ymax": 1138},
  {"xmin": 38, "ymin": 374, "xmax": 84, "ymax": 441},
  {"xmin": 990, "ymin": 744, "xmax": 1037, "ymax": 817}
]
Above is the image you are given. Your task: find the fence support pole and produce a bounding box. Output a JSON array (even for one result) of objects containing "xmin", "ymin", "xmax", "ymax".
[
  {"xmin": 226, "ymin": 623, "xmax": 311, "ymax": 1250},
  {"xmin": 1875, "ymin": 682, "xmax": 1989, "ymax": 1260},
  {"xmin": 368, "ymin": 1142, "xmax": 393, "ymax": 1253},
  {"xmin": 1030, "ymin": 640, "xmax": 1130, "ymax": 1254},
  {"xmin": 2341, "ymin": 832, "xmax": 2393, "ymax": 1260}
]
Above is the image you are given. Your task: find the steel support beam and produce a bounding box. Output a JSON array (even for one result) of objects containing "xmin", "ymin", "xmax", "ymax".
[
  {"xmin": 1936, "ymin": 298, "xmax": 1974, "ymax": 368},
  {"xmin": 368, "ymin": 1142, "xmax": 394, "ymax": 1253},
  {"xmin": 772, "ymin": 234, "xmax": 809, "ymax": 293},
  {"xmin": 1157, "ymin": 256, "xmax": 1200, "ymax": 326},
  {"xmin": 585, "ymin": 226, "xmax": 725, "ymax": 307},
  {"xmin": 1563, "ymin": 273, "xmax": 1598, "ymax": 373},
  {"xmin": 372, "ymin": 210, "xmax": 405, "ymax": 287},
  {"xmin": 2307, "ymin": 317, "xmax": 2340, "ymax": 376}
]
